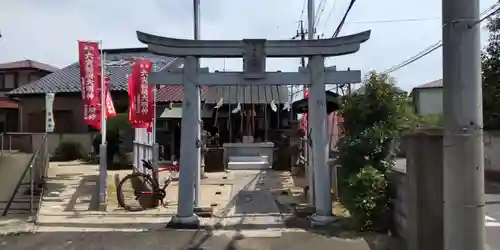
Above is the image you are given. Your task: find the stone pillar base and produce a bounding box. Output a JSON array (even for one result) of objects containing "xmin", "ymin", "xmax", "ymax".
[
  {"xmin": 166, "ymin": 214, "xmax": 201, "ymax": 229},
  {"xmin": 309, "ymin": 214, "xmax": 338, "ymax": 227}
]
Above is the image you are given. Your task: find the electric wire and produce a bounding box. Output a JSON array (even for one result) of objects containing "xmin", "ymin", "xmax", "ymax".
[
  {"xmin": 383, "ymin": 2, "xmax": 500, "ymax": 74},
  {"xmin": 332, "ymin": 0, "xmax": 357, "ymax": 38}
]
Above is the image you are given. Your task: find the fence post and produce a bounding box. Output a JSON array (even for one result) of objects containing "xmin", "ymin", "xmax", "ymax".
[
  {"xmin": 29, "ymin": 163, "xmax": 34, "ymax": 214},
  {"xmin": 8, "ymin": 135, "xmax": 12, "ymax": 152},
  {"xmin": 153, "ymin": 143, "xmax": 160, "ymax": 183},
  {"xmin": 0, "ymin": 133, "xmax": 3, "ymax": 157}
]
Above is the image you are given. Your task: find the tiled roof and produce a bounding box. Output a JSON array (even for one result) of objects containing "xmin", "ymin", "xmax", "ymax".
[
  {"xmin": 0, "ymin": 60, "xmax": 59, "ymax": 72},
  {"xmin": 7, "ymin": 57, "xmax": 176, "ymax": 96},
  {"xmin": 204, "ymin": 86, "xmax": 290, "ymax": 104},
  {"xmin": 157, "ymin": 85, "xmax": 209, "ymax": 103},
  {"xmin": 414, "ymin": 79, "xmax": 443, "ymax": 89},
  {"xmin": 156, "ymin": 85, "xmax": 290, "ymax": 104}
]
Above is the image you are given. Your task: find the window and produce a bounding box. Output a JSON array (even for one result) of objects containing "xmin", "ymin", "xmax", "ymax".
[
  {"xmin": 0, "ymin": 73, "xmax": 18, "ymax": 90},
  {"xmin": 0, "ymin": 74, "xmax": 5, "ymax": 89},
  {"xmin": 4, "ymin": 73, "xmax": 16, "ymax": 89}
]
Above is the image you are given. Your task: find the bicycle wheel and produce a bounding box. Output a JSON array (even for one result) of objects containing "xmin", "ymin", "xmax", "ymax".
[{"xmin": 116, "ymin": 172, "xmax": 158, "ymax": 211}]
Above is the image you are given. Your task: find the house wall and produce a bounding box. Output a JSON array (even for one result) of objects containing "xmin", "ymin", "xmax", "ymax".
[
  {"xmin": 414, "ymin": 88, "xmax": 443, "ymax": 115},
  {"xmin": 17, "ymin": 93, "xmax": 130, "ymax": 133},
  {"xmin": 0, "ymin": 69, "xmax": 48, "ymax": 96}
]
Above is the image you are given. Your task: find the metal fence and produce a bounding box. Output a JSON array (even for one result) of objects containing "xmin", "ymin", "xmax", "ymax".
[
  {"xmin": 2, "ymin": 133, "xmax": 49, "ymax": 216},
  {"xmin": 133, "ymin": 128, "xmax": 159, "ymax": 179}
]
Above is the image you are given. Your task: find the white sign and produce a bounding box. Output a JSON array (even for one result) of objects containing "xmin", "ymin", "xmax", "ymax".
[{"xmin": 45, "ymin": 93, "xmax": 55, "ymax": 132}]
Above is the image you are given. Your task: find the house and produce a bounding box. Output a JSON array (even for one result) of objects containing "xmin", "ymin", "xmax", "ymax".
[
  {"xmin": 6, "ymin": 48, "xmax": 181, "ymax": 133},
  {"xmin": 6, "ymin": 48, "xmax": 291, "ymax": 160},
  {"xmin": 410, "ymin": 79, "xmax": 443, "ymax": 115},
  {"xmin": 0, "ymin": 60, "xmax": 59, "ymax": 132}
]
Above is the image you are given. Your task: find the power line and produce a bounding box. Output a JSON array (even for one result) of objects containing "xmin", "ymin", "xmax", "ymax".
[
  {"xmin": 473, "ymin": 4, "xmax": 500, "ymax": 26},
  {"xmin": 297, "ymin": 0, "xmax": 307, "ymax": 30},
  {"xmin": 332, "ymin": 0, "xmax": 357, "ymax": 38},
  {"xmin": 382, "ymin": 2, "xmax": 500, "ymax": 74},
  {"xmin": 345, "ymin": 17, "xmax": 439, "ymax": 24},
  {"xmin": 382, "ymin": 41, "xmax": 442, "ymax": 74},
  {"xmin": 314, "ymin": 0, "xmax": 328, "ymax": 30},
  {"xmin": 321, "ymin": 0, "xmax": 338, "ymax": 32}
]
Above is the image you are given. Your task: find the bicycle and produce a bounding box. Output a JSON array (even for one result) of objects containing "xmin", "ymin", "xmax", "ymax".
[{"xmin": 116, "ymin": 159, "xmax": 179, "ymax": 211}]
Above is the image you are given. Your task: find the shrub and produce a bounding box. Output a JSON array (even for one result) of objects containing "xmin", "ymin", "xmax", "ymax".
[
  {"xmin": 55, "ymin": 140, "xmax": 82, "ymax": 161},
  {"xmin": 337, "ymin": 71, "xmax": 408, "ymax": 232},
  {"xmin": 342, "ymin": 166, "xmax": 392, "ymax": 232}
]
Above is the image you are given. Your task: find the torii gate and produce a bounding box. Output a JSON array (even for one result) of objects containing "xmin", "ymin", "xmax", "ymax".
[{"xmin": 137, "ymin": 30, "xmax": 370, "ymax": 227}]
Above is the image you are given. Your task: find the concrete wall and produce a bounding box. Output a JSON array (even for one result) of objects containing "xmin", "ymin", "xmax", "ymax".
[
  {"xmin": 415, "ymin": 88, "xmax": 443, "ymax": 115},
  {"xmin": 17, "ymin": 93, "xmax": 130, "ymax": 133},
  {"xmin": 399, "ymin": 130, "xmax": 500, "ymax": 181},
  {"xmin": 483, "ymin": 131, "xmax": 500, "ymax": 180},
  {"xmin": 3, "ymin": 133, "xmax": 94, "ymax": 156},
  {"xmin": 392, "ymin": 130, "xmax": 444, "ymax": 250},
  {"xmin": 390, "ymin": 168, "xmax": 408, "ymax": 240}
]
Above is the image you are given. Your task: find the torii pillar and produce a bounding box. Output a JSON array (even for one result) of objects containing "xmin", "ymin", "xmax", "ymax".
[{"xmin": 137, "ymin": 30, "xmax": 370, "ymax": 228}]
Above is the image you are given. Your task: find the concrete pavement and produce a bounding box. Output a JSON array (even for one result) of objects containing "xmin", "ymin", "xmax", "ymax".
[
  {"xmin": 0, "ymin": 161, "xmax": 402, "ymax": 249},
  {"xmin": 486, "ymin": 181, "xmax": 500, "ymax": 249},
  {"xmin": 0, "ymin": 230, "xmax": 401, "ymax": 250}
]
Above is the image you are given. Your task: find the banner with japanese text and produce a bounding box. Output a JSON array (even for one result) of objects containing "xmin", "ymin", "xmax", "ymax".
[
  {"xmin": 132, "ymin": 59, "xmax": 154, "ymax": 122},
  {"xmin": 129, "ymin": 59, "xmax": 154, "ymax": 133},
  {"xmin": 127, "ymin": 75, "xmax": 149, "ymax": 129},
  {"xmin": 78, "ymin": 41, "xmax": 101, "ymax": 129}
]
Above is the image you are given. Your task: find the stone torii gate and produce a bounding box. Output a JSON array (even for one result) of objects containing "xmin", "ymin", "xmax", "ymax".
[{"xmin": 137, "ymin": 30, "xmax": 371, "ymax": 228}]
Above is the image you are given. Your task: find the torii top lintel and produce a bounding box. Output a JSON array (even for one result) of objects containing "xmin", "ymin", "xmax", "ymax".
[{"xmin": 136, "ymin": 30, "xmax": 371, "ymax": 58}]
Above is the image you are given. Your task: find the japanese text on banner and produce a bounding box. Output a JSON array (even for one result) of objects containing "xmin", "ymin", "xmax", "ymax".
[
  {"xmin": 130, "ymin": 59, "xmax": 154, "ymax": 132},
  {"xmin": 78, "ymin": 41, "xmax": 101, "ymax": 129}
]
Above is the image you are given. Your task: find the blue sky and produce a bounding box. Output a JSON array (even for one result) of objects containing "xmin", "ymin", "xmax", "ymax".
[{"xmin": 0, "ymin": 0, "xmax": 497, "ymax": 92}]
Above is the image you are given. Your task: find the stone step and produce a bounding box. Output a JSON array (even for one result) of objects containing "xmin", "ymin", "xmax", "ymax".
[
  {"xmin": 228, "ymin": 156, "xmax": 268, "ymax": 163},
  {"xmin": 227, "ymin": 161, "xmax": 269, "ymax": 170}
]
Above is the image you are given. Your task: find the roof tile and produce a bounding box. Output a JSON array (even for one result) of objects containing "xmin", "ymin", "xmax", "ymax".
[
  {"xmin": 0, "ymin": 60, "xmax": 59, "ymax": 72},
  {"xmin": 157, "ymin": 85, "xmax": 209, "ymax": 102},
  {"xmin": 7, "ymin": 57, "xmax": 176, "ymax": 96},
  {"xmin": 415, "ymin": 79, "xmax": 443, "ymax": 89}
]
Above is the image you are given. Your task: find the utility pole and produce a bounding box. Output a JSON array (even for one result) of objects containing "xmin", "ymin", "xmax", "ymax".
[
  {"xmin": 193, "ymin": 0, "xmax": 202, "ymax": 208},
  {"xmin": 306, "ymin": 0, "xmax": 315, "ymax": 206},
  {"xmin": 300, "ymin": 20, "xmax": 306, "ymax": 67},
  {"xmin": 442, "ymin": 0, "xmax": 485, "ymax": 249}
]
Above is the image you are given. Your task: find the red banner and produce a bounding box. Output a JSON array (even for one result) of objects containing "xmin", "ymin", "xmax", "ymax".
[
  {"xmin": 78, "ymin": 41, "xmax": 101, "ymax": 129},
  {"xmin": 132, "ymin": 59, "xmax": 154, "ymax": 122},
  {"xmin": 129, "ymin": 59, "xmax": 154, "ymax": 132},
  {"xmin": 127, "ymin": 75, "xmax": 150, "ymax": 129},
  {"xmin": 104, "ymin": 77, "xmax": 117, "ymax": 119}
]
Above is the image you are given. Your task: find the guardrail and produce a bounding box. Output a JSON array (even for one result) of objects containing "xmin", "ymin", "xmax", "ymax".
[{"xmin": 2, "ymin": 133, "xmax": 49, "ymax": 216}]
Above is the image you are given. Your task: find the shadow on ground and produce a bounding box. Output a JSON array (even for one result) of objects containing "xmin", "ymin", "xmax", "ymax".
[{"xmin": 0, "ymin": 230, "xmax": 402, "ymax": 250}]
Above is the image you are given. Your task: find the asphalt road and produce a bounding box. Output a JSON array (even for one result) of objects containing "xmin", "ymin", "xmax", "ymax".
[
  {"xmin": 0, "ymin": 230, "xmax": 400, "ymax": 250},
  {"xmin": 486, "ymin": 181, "xmax": 500, "ymax": 250}
]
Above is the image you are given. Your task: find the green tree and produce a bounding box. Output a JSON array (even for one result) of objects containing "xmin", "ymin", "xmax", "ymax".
[
  {"xmin": 337, "ymin": 71, "xmax": 409, "ymax": 232},
  {"xmin": 482, "ymin": 14, "xmax": 500, "ymax": 129}
]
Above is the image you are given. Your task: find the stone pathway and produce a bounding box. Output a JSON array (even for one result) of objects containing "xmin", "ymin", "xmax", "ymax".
[
  {"xmin": 35, "ymin": 162, "xmax": 233, "ymax": 233},
  {"xmin": 0, "ymin": 215, "xmax": 34, "ymax": 236},
  {"xmin": 0, "ymin": 162, "xmax": 402, "ymax": 249},
  {"xmin": 31, "ymin": 163, "xmax": 304, "ymax": 238},
  {"xmin": 209, "ymin": 170, "xmax": 288, "ymax": 237}
]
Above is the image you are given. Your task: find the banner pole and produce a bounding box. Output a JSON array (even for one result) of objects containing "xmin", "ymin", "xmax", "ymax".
[{"xmin": 98, "ymin": 41, "xmax": 107, "ymax": 211}]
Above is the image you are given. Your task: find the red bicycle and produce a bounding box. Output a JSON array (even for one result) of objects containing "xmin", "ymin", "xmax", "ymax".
[{"xmin": 116, "ymin": 159, "xmax": 179, "ymax": 211}]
